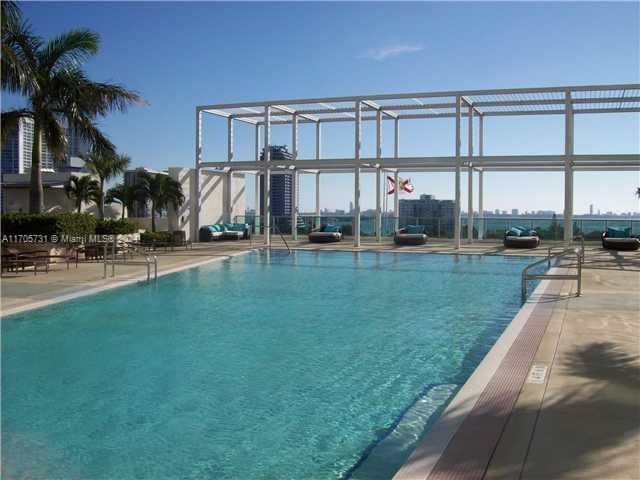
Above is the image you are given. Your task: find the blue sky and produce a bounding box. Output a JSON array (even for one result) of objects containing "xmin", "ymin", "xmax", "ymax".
[{"xmin": 6, "ymin": 1, "xmax": 640, "ymax": 215}]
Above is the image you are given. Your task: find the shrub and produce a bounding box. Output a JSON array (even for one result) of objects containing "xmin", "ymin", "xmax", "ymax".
[
  {"xmin": 95, "ymin": 218, "xmax": 139, "ymax": 235},
  {"xmin": 140, "ymin": 231, "xmax": 172, "ymax": 243},
  {"xmin": 1, "ymin": 213, "xmax": 97, "ymax": 238}
]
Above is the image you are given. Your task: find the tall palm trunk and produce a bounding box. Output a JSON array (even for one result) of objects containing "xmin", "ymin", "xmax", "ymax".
[
  {"xmin": 121, "ymin": 204, "xmax": 126, "ymax": 220},
  {"xmin": 151, "ymin": 201, "xmax": 156, "ymax": 232},
  {"xmin": 29, "ymin": 120, "xmax": 44, "ymax": 213},
  {"xmin": 99, "ymin": 178, "xmax": 105, "ymax": 219}
]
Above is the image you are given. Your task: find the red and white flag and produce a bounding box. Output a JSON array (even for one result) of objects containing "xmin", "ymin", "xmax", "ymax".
[{"xmin": 387, "ymin": 176, "xmax": 414, "ymax": 194}]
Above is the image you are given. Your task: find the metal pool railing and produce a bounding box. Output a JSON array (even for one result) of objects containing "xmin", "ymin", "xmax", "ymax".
[
  {"xmin": 521, "ymin": 241, "xmax": 584, "ymax": 303},
  {"xmin": 271, "ymin": 222, "xmax": 291, "ymax": 254},
  {"xmin": 103, "ymin": 242, "xmax": 158, "ymax": 281}
]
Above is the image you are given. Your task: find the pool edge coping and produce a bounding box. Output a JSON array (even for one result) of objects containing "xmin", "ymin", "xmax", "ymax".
[
  {"xmin": 392, "ymin": 270, "xmax": 557, "ymax": 480},
  {"xmin": 0, "ymin": 248, "xmax": 258, "ymax": 318}
]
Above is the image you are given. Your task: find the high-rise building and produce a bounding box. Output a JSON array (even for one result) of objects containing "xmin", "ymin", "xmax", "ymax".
[
  {"xmin": 259, "ymin": 146, "xmax": 294, "ymax": 217},
  {"xmin": 589, "ymin": 204, "xmax": 594, "ymax": 215},
  {"xmin": 1, "ymin": 117, "xmax": 90, "ymax": 174},
  {"xmin": 511, "ymin": 208, "xmax": 519, "ymax": 216},
  {"xmin": 399, "ymin": 194, "xmax": 455, "ymax": 221}
]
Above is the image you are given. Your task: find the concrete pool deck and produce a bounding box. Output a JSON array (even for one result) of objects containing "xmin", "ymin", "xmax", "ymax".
[{"xmin": 1, "ymin": 239, "xmax": 638, "ymax": 479}]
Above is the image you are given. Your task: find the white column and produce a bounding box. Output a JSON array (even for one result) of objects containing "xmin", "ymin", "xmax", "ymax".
[
  {"xmin": 291, "ymin": 170, "xmax": 298, "ymax": 240},
  {"xmin": 315, "ymin": 122, "xmax": 321, "ymax": 230},
  {"xmin": 394, "ymin": 118, "xmax": 400, "ymax": 230},
  {"xmin": 478, "ymin": 116, "xmax": 484, "ymax": 240},
  {"xmin": 291, "ymin": 114, "xmax": 298, "ymax": 240},
  {"xmin": 255, "ymin": 124, "xmax": 260, "ymax": 162},
  {"xmin": 254, "ymin": 124, "xmax": 260, "ymax": 233},
  {"xmin": 467, "ymin": 104, "xmax": 474, "ymax": 243},
  {"xmin": 354, "ymin": 100, "xmax": 361, "ymax": 247},
  {"xmin": 454, "ymin": 96, "xmax": 462, "ymax": 249},
  {"xmin": 315, "ymin": 172, "xmax": 321, "ymax": 229},
  {"xmin": 315, "ymin": 122, "xmax": 321, "ymax": 159},
  {"xmin": 564, "ymin": 91, "xmax": 574, "ymax": 243},
  {"xmin": 394, "ymin": 171, "xmax": 400, "ymax": 230},
  {"xmin": 254, "ymin": 172, "xmax": 260, "ymax": 234},
  {"xmin": 375, "ymin": 109, "xmax": 382, "ymax": 242},
  {"xmin": 226, "ymin": 172, "xmax": 233, "ymax": 222},
  {"xmin": 226, "ymin": 117, "xmax": 234, "ymax": 222},
  {"xmin": 194, "ymin": 109, "xmax": 202, "ymax": 239},
  {"xmin": 264, "ymin": 106, "xmax": 271, "ymax": 246}
]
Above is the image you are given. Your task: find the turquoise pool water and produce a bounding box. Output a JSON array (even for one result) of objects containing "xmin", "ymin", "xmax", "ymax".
[{"xmin": 2, "ymin": 251, "xmax": 537, "ymax": 479}]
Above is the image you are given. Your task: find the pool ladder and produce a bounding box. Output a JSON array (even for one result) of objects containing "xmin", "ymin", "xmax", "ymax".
[
  {"xmin": 270, "ymin": 222, "xmax": 291, "ymax": 254},
  {"xmin": 521, "ymin": 237, "xmax": 584, "ymax": 303},
  {"xmin": 103, "ymin": 242, "xmax": 158, "ymax": 281}
]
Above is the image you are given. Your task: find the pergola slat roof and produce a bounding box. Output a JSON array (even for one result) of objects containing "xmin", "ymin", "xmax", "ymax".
[{"xmin": 200, "ymin": 83, "xmax": 640, "ymax": 124}]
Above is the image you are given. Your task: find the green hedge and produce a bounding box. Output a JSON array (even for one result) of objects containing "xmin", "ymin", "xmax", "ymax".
[
  {"xmin": 1, "ymin": 213, "xmax": 97, "ymax": 238},
  {"xmin": 95, "ymin": 218, "xmax": 139, "ymax": 235},
  {"xmin": 140, "ymin": 231, "xmax": 172, "ymax": 243}
]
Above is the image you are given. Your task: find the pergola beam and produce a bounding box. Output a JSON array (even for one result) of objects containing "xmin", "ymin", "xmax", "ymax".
[
  {"xmin": 198, "ymin": 82, "xmax": 640, "ymax": 110},
  {"xmin": 199, "ymin": 153, "xmax": 640, "ymax": 171}
]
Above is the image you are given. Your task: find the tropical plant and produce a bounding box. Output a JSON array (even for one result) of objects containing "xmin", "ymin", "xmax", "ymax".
[
  {"xmin": 84, "ymin": 150, "xmax": 131, "ymax": 218},
  {"xmin": 1, "ymin": 2, "xmax": 144, "ymax": 213},
  {"xmin": 105, "ymin": 183, "xmax": 141, "ymax": 219},
  {"xmin": 64, "ymin": 175, "xmax": 100, "ymax": 213},
  {"xmin": 137, "ymin": 172, "xmax": 185, "ymax": 232}
]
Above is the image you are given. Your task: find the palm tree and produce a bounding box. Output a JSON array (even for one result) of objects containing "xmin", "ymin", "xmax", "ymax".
[
  {"xmin": 84, "ymin": 150, "xmax": 131, "ymax": 219},
  {"xmin": 137, "ymin": 172, "xmax": 185, "ymax": 232},
  {"xmin": 64, "ymin": 175, "xmax": 100, "ymax": 213},
  {"xmin": 1, "ymin": 1, "xmax": 36, "ymax": 95},
  {"xmin": 1, "ymin": 2, "xmax": 144, "ymax": 213},
  {"xmin": 106, "ymin": 183, "xmax": 141, "ymax": 219}
]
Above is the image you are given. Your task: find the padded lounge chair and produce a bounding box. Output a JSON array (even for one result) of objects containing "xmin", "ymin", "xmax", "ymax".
[
  {"xmin": 602, "ymin": 228, "xmax": 639, "ymax": 251},
  {"xmin": 220, "ymin": 223, "xmax": 251, "ymax": 240},
  {"xmin": 309, "ymin": 224, "xmax": 342, "ymax": 243},
  {"xmin": 394, "ymin": 226, "xmax": 428, "ymax": 246},
  {"xmin": 503, "ymin": 226, "xmax": 540, "ymax": 249}
]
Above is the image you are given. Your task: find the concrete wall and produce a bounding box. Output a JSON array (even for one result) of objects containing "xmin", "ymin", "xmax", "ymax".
[
  {"xmin": 167, "ymin": 168, "xmax": 245, "ymax": 241},
  {"xmin": 1, "ymin": 186, "xmax": 122, "ymax": 218}
]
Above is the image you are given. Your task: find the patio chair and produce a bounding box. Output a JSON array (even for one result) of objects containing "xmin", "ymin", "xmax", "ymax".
[
  {"xmin": 601, "ymin": 227, "xmax": 640, "ymax": 251},
  {"xmin": 220, "ymin": 223, "xmax": 251, "ymax": 240},
  {"xmin": 309, "ymin": 224, "xmax": 342, "ymax": 243},
  {"xmin": 394, "ymin": 225, "xmax": 428, "ymax": 246}
]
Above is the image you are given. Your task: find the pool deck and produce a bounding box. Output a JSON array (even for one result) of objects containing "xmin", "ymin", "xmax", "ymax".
[{"xmin": 1, "ymin": 239, "xmax": 638, "ymax": 479}]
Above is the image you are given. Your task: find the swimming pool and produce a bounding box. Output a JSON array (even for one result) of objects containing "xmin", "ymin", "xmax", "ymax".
[{"xmin": 2, "ymin": 250, "xmax": 538, "ymax": 479}]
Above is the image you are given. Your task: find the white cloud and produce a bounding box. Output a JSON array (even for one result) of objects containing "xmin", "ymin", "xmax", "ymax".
[{"xmin": 360, "ymin": 43, "xmax": 424, "ymax": 61}]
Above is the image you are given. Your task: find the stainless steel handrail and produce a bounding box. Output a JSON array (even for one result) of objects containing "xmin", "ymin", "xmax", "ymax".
[
  {"xmin": 271, "ymin": 222, "xmax": 291, "ymax": 254},
  {"xmin": 103, "ymin": 241, "xmax": 158, "ymax": 281},
  {"xmin": 521, "ymin": 241, "xmax": 584, "ymax": 302}
]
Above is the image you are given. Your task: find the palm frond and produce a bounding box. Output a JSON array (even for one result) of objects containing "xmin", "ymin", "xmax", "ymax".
[
  {"xmin": 84, "ymin": 150, "xmax": 130, "ymax": 183},
  {"xmin": 1, "ymin": 1, "xmax": 21, "ymax": 31},
  {"xmin": 39, "ymin": 110, "xmax": 67, "ymax": 162},
  {"xmin": 38, "ymin": 28, "xmax": 99, "ymax": 74},
  {"xmin": 65, "ymin": 174, "xmax": 100, "ymax": 210},
  {"xmin": 1, "ymin": 19, "xmax": 40, "ymax": 94}
]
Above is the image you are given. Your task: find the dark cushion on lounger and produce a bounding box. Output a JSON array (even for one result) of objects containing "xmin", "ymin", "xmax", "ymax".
[
  {"xmin": 309, "ymin": 231, "xmax": 342, "ymax": 243},
  {"xmin": 504, "ymin": 235, "xmax": 540, "ymax": 249},
  {"xmin": 602, "ymin": 235, "xmax": 639, "ymax": 251}
]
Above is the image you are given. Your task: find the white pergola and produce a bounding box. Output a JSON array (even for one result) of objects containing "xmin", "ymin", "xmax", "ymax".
[{"xmin": 195, "ymin": 83, "xmax": 640, "ymax": 248}]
